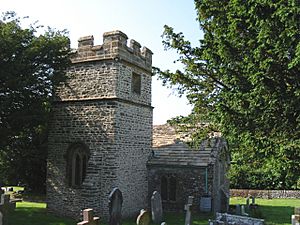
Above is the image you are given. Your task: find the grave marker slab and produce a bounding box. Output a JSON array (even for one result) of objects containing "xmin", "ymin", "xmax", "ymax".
[
  {"xmin": 0, "ymin": 194, "xmax": 14, "ymax": 225},
  {"xmin": 184, "ymin": 196, "xmax": 193, "ymax": 225},
  {"xmin": 151, "ymin": 191, "xmax": 163, "ymax": 224},
  {"xmin": 136, "ymin": 209, "xmax": 150, "ymax": 225},
  {"xmin": 109, "ymin": 188, "xmax": 123, "ymax": 225},
  {"xmin": 235, "ymin": 204, "xmax": 241, "ymax": 215},
  {"xmin": 77, "ymin": 208, "xmax": 100, "ymax": 225},
  {"xmin": 292, "ymin": 215, "xmax": 300, "ymax": 225}
]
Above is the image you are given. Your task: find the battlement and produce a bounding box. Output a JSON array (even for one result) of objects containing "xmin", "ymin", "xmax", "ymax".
[{"xmin": 72, "ymin": 30, "xmax": 153, "ymax": 71}]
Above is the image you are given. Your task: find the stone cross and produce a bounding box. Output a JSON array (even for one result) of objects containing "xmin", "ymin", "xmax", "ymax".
[
  {"xmin": 109, "ymin": 188, "xmax": 123, "ymax": 225},
  {"xmin": 136, "ymin": 209, "xmax": 150, "ymax": 225},
  {"xmin": 184, "ymin": 196, "xmax": 194, "ymax": 225},
  {"xmin": 151, "ymin": 191, "xmax": 163, "ymax": 224},
  {"xmin": 77, "ymin": 209, "xmax": 100, "ymax": 225}
]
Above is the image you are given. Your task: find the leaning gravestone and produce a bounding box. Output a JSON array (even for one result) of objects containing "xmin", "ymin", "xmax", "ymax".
[
  {"xmin": 136, "ymin": 209, "xmax": 150, "ymax": 225},
  {"xmin": 77, "ymin": 208, "xmax": 100, "ymax": 225},
  {"xmin": 151, "ymin": 191, "xmax": 163, "ymax": 224},
  {"xmin": 109, "ymin": 188, "xmax": 123, "ymax": 225},
  {"xmin": 184, "ymin": 196, "xmax": 193, "ymax": 225}
]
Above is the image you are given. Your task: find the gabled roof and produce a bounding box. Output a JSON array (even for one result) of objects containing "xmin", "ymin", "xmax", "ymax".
[{"xmin": 149, "ymin": 124, "xmax": 228, "ymax": 168}]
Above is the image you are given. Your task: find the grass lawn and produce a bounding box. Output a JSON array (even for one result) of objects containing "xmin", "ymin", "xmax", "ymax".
[
  {"xmin": 6, "ymin": 198, "xmax": 300, "ymax": 225},
  {"xmin": 8, "ymin": 201, "xmax": 212, "ymax": 225},
  {"xmin": 230, "ymin": 197, "xmax": 300, "ymax": 225},
  {"xmin": 7, "ymin": 202, "xmax": 76, "ymax": 225}
]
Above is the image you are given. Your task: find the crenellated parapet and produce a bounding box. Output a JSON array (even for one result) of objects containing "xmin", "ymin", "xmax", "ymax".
[{"xmin": 72, "ymin": 30, "xmax": 153, "ymax": 71}]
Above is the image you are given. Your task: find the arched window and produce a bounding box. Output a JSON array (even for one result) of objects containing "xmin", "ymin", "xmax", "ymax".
[
  {"xmin": 65, "ymin": 142, "xmax": 90, "ymax": 188},
  {"xmin": 160, "ymin": 175, "xmax": 177, "ymax": 202},
  {"xmin": 161, "ymin": 176, "xmax": 168, "ymax": 201},
  {"xmin": 169, "ymin": 176, "xmax": 177, "ymax": 201}
]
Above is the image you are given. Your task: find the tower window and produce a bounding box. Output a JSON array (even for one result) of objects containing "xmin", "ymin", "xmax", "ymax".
[
  {"xmin": 66, "ymin": 142, "xmax": 90, "ymax": 188},
  {"xmin": 131, "ymin": 72, "xmax": 141, "ymax": 94}
]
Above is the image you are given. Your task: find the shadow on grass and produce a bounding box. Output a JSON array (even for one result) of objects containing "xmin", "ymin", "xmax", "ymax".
[
  {"xmin": 163, "ymin": 211, "xmax": 213, "ymax": 225},
  {"xmin": 258, "ymin": 205, "xmax": 295, "ymax": 225},
  {"xmin": 7, "ymin": 207, "xmax": 76, "ymax": 225}
]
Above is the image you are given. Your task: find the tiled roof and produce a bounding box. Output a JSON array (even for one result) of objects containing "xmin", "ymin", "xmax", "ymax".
[
  {"xmin": 152, "ymin": 124, "xmax": 191, "ymax": 147},
  {"xmin": 150, "ymin": 124, "xmax": 228, "ymax": 167}
]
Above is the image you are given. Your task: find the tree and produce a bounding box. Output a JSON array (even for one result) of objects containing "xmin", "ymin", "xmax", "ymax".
[
  {"xmin": 155, "ymin": 0, "xmax": 300, "ymax": 189},
  {"xmin": 0, "ymin": 12, "xmax": 71, "ymax": 192}
]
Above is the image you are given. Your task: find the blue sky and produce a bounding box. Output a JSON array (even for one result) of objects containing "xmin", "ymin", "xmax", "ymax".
[{"xmin": 1, "ymin": 0, "xmax": 202, "ymax": 124}]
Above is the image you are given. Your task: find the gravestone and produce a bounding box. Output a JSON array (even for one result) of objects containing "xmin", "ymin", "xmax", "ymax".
[
  {"xmin": 292, "ymin": 207, "xmax": 300, "ymax": 225},
  {"xmin": 109, "ymin": 188, "xmax": 123, "ymax": 225},
  {"xmin": 0, "ymin": 194, "xmax": 13, "ymax": 225},
  {"xmin": 292, "ymin": 215, "xmax": 300, "ymax": 225},
  {"xmin": 184, "ymin": 196, "xmax": 194, "ymax": 225},
  {"xmin": 136, "ymin": 209, "xmax": 150, "ymax": 225},
  {"xmin": 241, "ymin": 205, "xmax": 248, "ymax": 216},
  {"xmin": 151, "ymin": 191, "xmax": 163, "ymax": 224},
  {"xmin": 251, "ymin": 196, "xmax": 255, "ymax": 205},
  {"xmin": 235, "ymin": 204, "xmax": 241, "ymax": 215},
  {"xmin": 77, "ymin": 208, "xmax": 100, "ymax": 225},
  {"xmin": 246, "ymin": 197, "xmax": 250, "ymax": 209}
]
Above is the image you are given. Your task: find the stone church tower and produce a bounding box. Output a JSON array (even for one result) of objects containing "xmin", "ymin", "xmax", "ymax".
[{"xmin": 47, "ymin": 31, "xmax": 153, "ymax": 219}]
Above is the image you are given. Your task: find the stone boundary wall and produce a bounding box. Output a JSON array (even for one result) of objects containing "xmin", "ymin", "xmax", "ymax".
[{"xmin": 230, "ymin": 189, "xmax": 300, "ymax": 198}]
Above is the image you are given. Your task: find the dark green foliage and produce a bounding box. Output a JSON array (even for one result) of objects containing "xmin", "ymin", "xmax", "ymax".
[
  {"xmin": 0, "ymin": 12, "xmax": 71, "ymax": 192},
  {"xmin": 155, "ymin": 1, "xmax": 300, "ymax": 189}
]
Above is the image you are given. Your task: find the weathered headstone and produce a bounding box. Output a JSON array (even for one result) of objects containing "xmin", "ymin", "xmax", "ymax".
[
  {"xmin": 0, "ymin": 211, "xmax": 2, "ymax": 225},
  {"xmin": 292, "ymin": 215, "xmax": 300, "ymax": 225},
  {"xmin": 109, "ymin": 188, "xmax": 123, "ymax": 225},
  {"xmin": 0, "ymin": 194, "xmax": 13, "ymax": 225},
  {"xmin": 251, "ymin": 196, "xmax": 255, "ymax": 205},
  {"xmin": 246, "ymin": 197, "xmax": 250, "ymax": 209},
  {"xmin": 136, "ymin": 209, "xmax": 150, "ymax": 225},
  {"xmin": 184, "ymin": 196, "xmax": 194, "ymax": 225},
  {"xmin": 292, "ymin": 207, "xmax": 300, "ymax": 225},
  {"xmin": 151, "ymin": 191, "xmax": 163, "ymax": 224},
  {"xmin": 241, "ymin": 205, "xmax": 249, "ymax": 216},
  {"xmin": 77, "ymin": 208, "xmax": 100, "ymax": 225},
  {"xmin": 235, "ymin": 204, "xmax": 241, "ymax": 215}
]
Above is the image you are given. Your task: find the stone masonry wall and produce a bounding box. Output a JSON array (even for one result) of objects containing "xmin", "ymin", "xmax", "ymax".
[
  {"xmin": 47, "ymin": 30, "xmax": 153, "ymax": 220},
  {"xmin": 47, "ymin": 101, "xmax": 117, "ymax": 218},
  {"xmin": 230, "ymin": 189, "xmax": 300, "ymax": 198},
  {"xmin": 147, "ymin": 166, "xmax": 214, "ymax": 212},
  {"xmin": 114, "ymin": 101, "xmax": 152, "ymax": 218}
]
